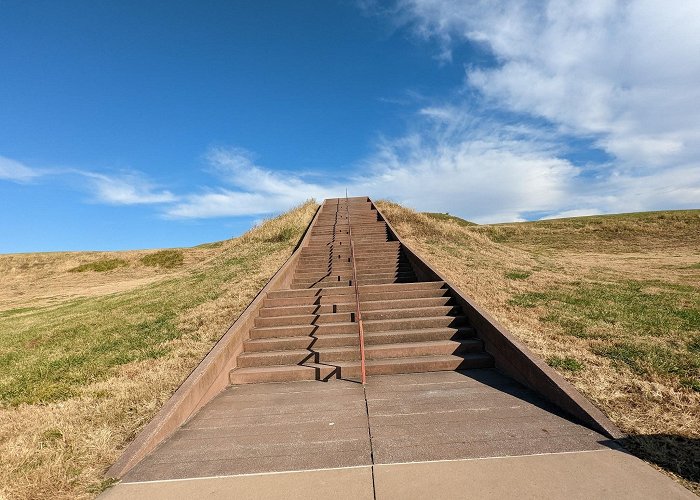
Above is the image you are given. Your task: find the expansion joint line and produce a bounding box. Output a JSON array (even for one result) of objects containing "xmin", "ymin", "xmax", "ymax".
[{"xmin": 363, "ymin": 385, "xmax": 377, "ymax": 499}]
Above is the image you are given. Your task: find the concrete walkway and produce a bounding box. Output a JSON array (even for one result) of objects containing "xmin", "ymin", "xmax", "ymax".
[{"xmin": 102, "ymin": 371, "xmax": 695, "ymax": 499}]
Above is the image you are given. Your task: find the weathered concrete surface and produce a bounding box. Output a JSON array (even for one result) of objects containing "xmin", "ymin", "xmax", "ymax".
[
  {"xmin": 373, "ymin": 450, "xmax": 696, "ymax": 499},
  {"xmin": 119, "ymin": 370, "xmax": 609, "ymax": 483},
  {"xmin": 102, "ymin": 466, "xmax": 374, "ymax": 500},
  {"xmin": 365, "ymin": 370, "xmax": 609, "ymax": 464},
  {"xmin": 104, "ymin": 371, "xmax": 694, "ymax": 499},
  {"xmin": 122, "ymin": 379, "xmax": 371, "ymax": 482}
]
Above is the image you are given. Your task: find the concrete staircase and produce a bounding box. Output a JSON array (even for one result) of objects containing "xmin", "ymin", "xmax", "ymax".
[{"xmin": 229, "ymin": 197, "xmax": 493, "ymax": 384}]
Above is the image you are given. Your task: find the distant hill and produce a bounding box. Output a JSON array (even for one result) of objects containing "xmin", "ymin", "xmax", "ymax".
[{"xmin": 422, "ymin": 212, "xmax": 477, "ymax": 227}]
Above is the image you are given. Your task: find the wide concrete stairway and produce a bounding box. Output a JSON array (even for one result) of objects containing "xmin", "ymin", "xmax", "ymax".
[{"xmin": 230, "ymin": 197, "xmax": 493, "ymax": 384}]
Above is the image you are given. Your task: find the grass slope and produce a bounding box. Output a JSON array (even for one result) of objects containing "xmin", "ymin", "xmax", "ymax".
[
  {"xmin": 378, "ymin": 201, "xmax": 700, "ymax": 494},
  {"xmin": 0, "ymin": 201, "xmax": 318, "ymax": 500},
  {"xmin": 422, "ymin": 212, "xmax": 477, "ymax": 227}
]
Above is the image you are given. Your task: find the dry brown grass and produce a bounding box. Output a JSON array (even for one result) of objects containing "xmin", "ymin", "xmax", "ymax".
[
  {"xmin": 0, "ymin": 200, "xmax": 318, "ymax": 500},
  {"xmin": 377, "ymin": 201, "xmax": 700, "ymax": 494}
]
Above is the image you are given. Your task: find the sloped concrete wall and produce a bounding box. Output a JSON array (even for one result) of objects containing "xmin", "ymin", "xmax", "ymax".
[
  {"xmin": 106, "ymin": 205, "xmax": 322, "ymax": 479},
  {"xmin": 373, "ymin": 201, "xmax": 622, "ymax": 440}
]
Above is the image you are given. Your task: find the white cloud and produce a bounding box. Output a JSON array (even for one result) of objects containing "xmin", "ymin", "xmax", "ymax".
[
  {"xmin": 0, "ymin": 156, "xmax": 41, "ymax": 182},
  {"xmin": 167, "ymin": 126, "xmax": 581, "ymax": 223},
  {"xmin": 353, "ymin": 119, "xmax": 581, "ymax": 223},
  {"xmin": 355, "ymin": 0, "xmax": 700, "ymax": 218},
  {"xmin": 82, "ymin": 172, "xmax": 176, "ymax": 205},
  {"xmin": 165, "ymin": 148, "xmax": 335, "ymax": 218},
  {"xmin": 394, "ymin": 0, "xmax": 700, "ymax": 169},
  {"xmin": 542, "ymin": 209, "xmax": 603, "ymax": 220}
]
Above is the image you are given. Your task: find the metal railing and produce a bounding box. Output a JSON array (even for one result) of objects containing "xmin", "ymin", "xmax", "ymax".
[{"xmin": 345, "ymin": 195, "xmax": 367, "ymax": 384}]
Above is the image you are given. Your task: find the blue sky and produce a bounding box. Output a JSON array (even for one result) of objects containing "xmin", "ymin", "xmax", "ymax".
[{"xmin": 2, "ymin": 1, "xmax": 699, "ymax": 253}]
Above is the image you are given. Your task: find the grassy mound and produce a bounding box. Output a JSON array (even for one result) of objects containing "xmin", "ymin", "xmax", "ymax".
[
  {"xmin": 377, "ymin": 201, "xmax": 700, "ymax": 494},
  {"xmin": 69, "ymin": 258, "xmax": 129, "ymax": 272},
  {"xmin": 140, "ymin": 249, "xmax": 184, "ymax": 269},
  {"xmin": 0, "ymin": 200, "xmax": 318, "ymax": 499},
  {"xmin": 422, "ymin": 212, "xmax": 476, "ymax": 227}
]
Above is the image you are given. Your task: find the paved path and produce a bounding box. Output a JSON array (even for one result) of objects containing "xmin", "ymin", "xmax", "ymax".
[{"xmin": 103, "ymin": 370, "xmax": 695, "ymax": 498}]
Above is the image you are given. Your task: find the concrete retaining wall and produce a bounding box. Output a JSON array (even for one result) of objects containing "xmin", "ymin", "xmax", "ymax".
[
  {"xmin": 373, "ymin": 201, "xmax": 623, "ymax": 440},
  {"xmin": 106, "ymin": 205, "xmax": 321, "ymax": 479}
]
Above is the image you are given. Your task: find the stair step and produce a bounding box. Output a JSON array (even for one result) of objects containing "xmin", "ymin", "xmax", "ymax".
[
  {"xmin": 237, "ymin": 340, "xmax": 484, "ymax": 367},
  {"xmin": 229, "ymin": 353, "xmax": 494, "ymax": 384},
  {"xmin": 263, "ymin": 285, "xmax": 449, "ymax": 308},
  {"xmin": 244, "ymin": 333, "xmax": 358, "ymax": 351},
  {"xmin": 363, "ymin": 315, "xmax": 467, "ymax": 332},
  {"xmin": 229, "ymin": 363, "xmax": 337, "ymax": 384},
  {"xmin": 267, "ymin": 281, "xmax": 445, "ymax": 299},
  {"xmin": 256, "ymin": 305, "xmax": 458, "ymax": 328},
  {"xmin": 336, "ymin": 353, "xmax": 494, "ymax": 378},
  {"xmin": 250, "ymin": 321, "xmax": 357, "ymax": 339},
  {"xmin": 242, "ymin": 326, "xmax": 476, "ymax": 352},
  {"xmin": 258, "ymin": 296, "xmax": 453, "ymax": 317}
]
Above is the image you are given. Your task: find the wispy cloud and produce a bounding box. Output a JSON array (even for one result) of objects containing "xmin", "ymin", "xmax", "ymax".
[
  {"xmin": 0, "ymin": 155, "xmax": 176, "ymax": 206},
  {"xmin": 352, "ymin": 0, "xmax": 700, "ymax": 217},
  {"xmin": 0, "ymin": 156, "xmax": 41, "ymax": 182},
  {"xmin": 81, "ymin": 172, "xmax": 177, "ymax": 205},
  {"xmin": 165, "ymin": 147, "xmax": 334, "ymax": 218},
  {"xmin": 391, "ymin": 0, "xmax": 700, "ymax": 165},
  {"xmin": 165, "ymin": 122, "xmax": 580, "ymax": 223}
]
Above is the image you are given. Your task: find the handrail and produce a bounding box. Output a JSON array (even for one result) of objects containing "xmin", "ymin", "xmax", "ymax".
[{"xmin": 345, "ymin": 196, "xmax": 367, "ymax": 384}]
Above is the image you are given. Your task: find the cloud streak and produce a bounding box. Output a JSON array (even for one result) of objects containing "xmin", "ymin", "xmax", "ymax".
[
  {"xmin": 0, "ymin": 156, "xmax": 41, "ymax": 182},
  {"xmin": 393, "ymin": 0, "xmax": 700, "ymax": 169},
  {"xmin": 81, "ymin": 172, "xmax": 177, "ymax": 205},
  {"xmin": 165, "ymin": 148, "xmax": 334, "ymax": 218}
]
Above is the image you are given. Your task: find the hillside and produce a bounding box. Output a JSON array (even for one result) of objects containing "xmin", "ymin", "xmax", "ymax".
[
  {"xmin": 377, "ymin": 201, "xmax": 700, "ymax": 493},
  {"xmin": 1, "ymin": 200, "xmax": 698, "ymax": 498},
  {"xmin": 0, "ymin": 201, "xmax": 318, "ymax": 500}
]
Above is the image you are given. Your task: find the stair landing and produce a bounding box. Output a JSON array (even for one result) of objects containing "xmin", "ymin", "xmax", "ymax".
[
  {"xmin": 122, "ymin": 370, "xmax": 608, "ymax": 481},
  {"xmin": 107, "ymin": 371, "xmax": 694, "ymax": 499}
]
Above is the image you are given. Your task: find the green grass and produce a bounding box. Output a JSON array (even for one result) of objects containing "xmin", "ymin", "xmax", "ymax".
[
  {"xmin": 195, "ymin": 241, "xmax": 224, "ymax": 249},
  {"xmin": 547, "ymin": 355, "xmax": 584, "ymax": 372},
  {"xmin": 69, "ymin": 258, "xmax": 128, "ymax": 272},
  {"xmin": 0, "ymin": 306, "xmax": 39, "ymax": 318},
  {"xmin": 681, "ymin": 378, "xmax": 700, "ymax": 392},
  {"xmin": 0, "ymin": 243, "xmax": 283, "ymax": 406},
  {"xmin": 140, "ymin": 249, "xmax": 184, "ymax": 269},
  {"xmin": 475, "ymin": 209, "xmax": 700, "ymax": 251},
  {"xmin": 509, "ymin": 279, "xmax": 700, "ymax": 388},
  {"xmin": 510, "ymin": 280, "xmax": 700, "ymax": 336},
  {"xmin": 508, "ymin": 292, "xmax": 549, "ymax": 308},
  {"xmin": 262, "ymin": 225, "xmax": 298, "ymax": 243},
  {"xmin": 594, "ymin": 342, "xmax": 700, "ymax": 380},
  {"xmin": 505, "ymin": 270, "xmax": 531, "ymax": 280},
  {"xmin": 423, "ymin": 212, "xmax": 476, "ymax": 227}
]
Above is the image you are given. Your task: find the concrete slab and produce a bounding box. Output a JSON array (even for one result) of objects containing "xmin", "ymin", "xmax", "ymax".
[
  {"xmin": 365, "ymin": 370, "xmax": 611, "ymax": 464},
  {"xmin": 111, "ymin": 370, "xmax": 693, "ymax": 498},
  {"xmin": 122, "ymin": 379, "xmax": 371, "ymax": 482},
  {"xmin": 103, "ymin": 466, "xmax": 374, "ymax": 500},
  {"xmin": 373, "ymin": 450, "xmax": 696, "ymax": 499}
]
